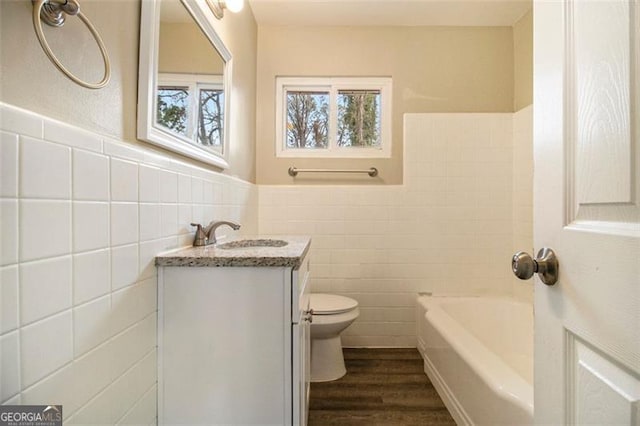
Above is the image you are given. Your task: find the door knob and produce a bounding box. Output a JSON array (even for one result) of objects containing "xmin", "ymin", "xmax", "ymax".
[{"xmin": 512, "ymin": 247, "xmax": 559, "ymax": 286}]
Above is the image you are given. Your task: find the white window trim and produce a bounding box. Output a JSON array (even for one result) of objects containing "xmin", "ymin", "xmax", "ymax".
[
  {"xmin": 156, "ymin": 73, "xmax": 224, "ymax": 152},
  {"xmin": 275, "ymin": 77, "xmax": 392, "ymax": 158}
]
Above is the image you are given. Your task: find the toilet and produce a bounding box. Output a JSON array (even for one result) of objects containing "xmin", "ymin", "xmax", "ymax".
[{"xmin": 309, "ymin": 293, "xmax": 360, "ymax": 382}]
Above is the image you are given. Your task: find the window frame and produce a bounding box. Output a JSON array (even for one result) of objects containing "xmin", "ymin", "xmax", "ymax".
[
  {"xmin": 275, "ymin": 77, "xmax": 392, "ymax": 158},
  {"xmin": 156, "ymin": 73, "xmax": 225, "ymax": 153}
]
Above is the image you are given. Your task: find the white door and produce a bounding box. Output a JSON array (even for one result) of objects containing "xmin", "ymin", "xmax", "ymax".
[{"xmin": 533, "ymin": 0, "xmax": 640, "ymax": 424}]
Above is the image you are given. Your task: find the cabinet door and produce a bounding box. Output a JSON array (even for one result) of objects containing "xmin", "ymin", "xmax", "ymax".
[
  {"xmin": 292, "ymin": 257, "xmax": 311, "ymax": 426},
  {"xmin": 293, "ymin": 319, "xmax": 310, "ymax": 426}
]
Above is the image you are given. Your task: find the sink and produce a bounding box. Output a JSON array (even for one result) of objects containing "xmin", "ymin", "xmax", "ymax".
[{"xmin": 217, "ymin": 239, "xmax": 289, "ymax": 249}]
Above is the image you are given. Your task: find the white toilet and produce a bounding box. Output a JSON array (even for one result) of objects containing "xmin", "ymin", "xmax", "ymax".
[{"xmin": 309, "ymin": 293, "xmax": 360, "ymax": 382}]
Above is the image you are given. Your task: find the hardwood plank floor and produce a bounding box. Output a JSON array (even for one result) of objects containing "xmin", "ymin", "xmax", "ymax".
[{"xmin": 308, "ymin": 348, "xmax": 456, "ymax": 426}]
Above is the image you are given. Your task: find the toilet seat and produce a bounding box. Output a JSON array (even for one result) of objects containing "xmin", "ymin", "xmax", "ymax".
[{"xmin": 310, "ymin": 294, "xmax": 358, "ymax": 315}]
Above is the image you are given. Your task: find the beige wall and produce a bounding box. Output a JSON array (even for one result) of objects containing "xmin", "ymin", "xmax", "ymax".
[
  {"xmin": 513, "ymin": 9, "xmax": 533, "ymax": 111},
  {"xmin": 256, "ymin": 26, "xmax": 515, "ymax": 185},
  {"xmin": 0, "ymin": 0, "xmax": 257, "ymax": 181},
  {"xmin": 0, "ymin": 0, "xmax": 139, "ymax": 142},
  {"xmin": 210, "ymin": 6, "xmax": 258, "ymax": 181},
  {"xmin": 158, "ymin": 22, "xmax": 225, "ymax": 75}
]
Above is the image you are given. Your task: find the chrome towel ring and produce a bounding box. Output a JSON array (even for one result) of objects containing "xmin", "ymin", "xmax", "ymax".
[{"xmin": 32, "ymin": 0, "xmax": 111, "ymax": 89}]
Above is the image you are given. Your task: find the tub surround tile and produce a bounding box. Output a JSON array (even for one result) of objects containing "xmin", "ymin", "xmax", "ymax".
[{"xmin": 155, "ymin": 236, "xmax": 311, "ymax": 269}]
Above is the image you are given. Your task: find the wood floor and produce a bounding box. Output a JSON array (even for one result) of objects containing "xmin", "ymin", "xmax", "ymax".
[{"xmin": 308, "ymin": 348, "xmax": 456, "ymax": 426}]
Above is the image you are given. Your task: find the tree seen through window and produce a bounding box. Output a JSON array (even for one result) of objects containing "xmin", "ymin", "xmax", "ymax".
[{"xmin": 286, "ymin": 91, "xmax": 329, "ymax": 149}]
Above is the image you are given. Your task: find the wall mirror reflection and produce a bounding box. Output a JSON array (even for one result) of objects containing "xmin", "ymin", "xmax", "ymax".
[{"xmin": 138, "ymin": 0, "xmax": 232, "ymax": 169}]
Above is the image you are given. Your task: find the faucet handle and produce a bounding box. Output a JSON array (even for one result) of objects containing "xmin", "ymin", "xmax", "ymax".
[{"xmin": 190, "ymin": 223, "xmax": 208, "ymax": 247}]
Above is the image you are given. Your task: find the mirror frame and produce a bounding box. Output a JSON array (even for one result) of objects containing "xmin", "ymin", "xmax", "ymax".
[{"xmin": 138, "ymin": 0, "xmax": 232, "ymax": 169}]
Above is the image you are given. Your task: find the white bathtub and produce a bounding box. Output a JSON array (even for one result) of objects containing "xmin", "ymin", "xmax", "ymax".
[{"xmin": 416, "ymin": 295, "xmax": 533, "ymax": 425}]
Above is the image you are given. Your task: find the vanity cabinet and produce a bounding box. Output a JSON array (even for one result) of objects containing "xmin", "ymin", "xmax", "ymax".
[{"xmin": 156, "ymin": 242, "xmax": 310, "ymax": 426}]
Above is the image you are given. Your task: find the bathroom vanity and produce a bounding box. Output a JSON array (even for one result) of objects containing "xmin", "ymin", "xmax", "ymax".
[{"xmin": 155, "ymin": 236, "xmax": 311, "ymax": 425}]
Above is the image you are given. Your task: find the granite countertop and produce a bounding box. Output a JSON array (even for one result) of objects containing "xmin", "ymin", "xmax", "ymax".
[{"xmin": 155, "ymin": 236, "xmax": 311, "ymax": 268}]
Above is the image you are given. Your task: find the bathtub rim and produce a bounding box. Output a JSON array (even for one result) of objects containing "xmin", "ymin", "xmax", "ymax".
[{"xmin": 417, "ymin": 294, "xmax": 534, "ymax": 421}]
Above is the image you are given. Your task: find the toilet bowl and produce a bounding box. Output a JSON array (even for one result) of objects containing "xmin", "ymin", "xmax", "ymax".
[{"xmin": 309, "ymin": 293, "xmax": 360, "ymax": 382}]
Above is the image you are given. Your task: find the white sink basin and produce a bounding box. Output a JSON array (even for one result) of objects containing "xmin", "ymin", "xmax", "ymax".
[{"xmin": 217, "ymin": 239, "xmax": 289, "ymax": 249}]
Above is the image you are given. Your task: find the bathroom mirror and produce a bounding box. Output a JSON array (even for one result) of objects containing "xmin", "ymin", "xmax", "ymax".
[{"xmin": 138, "ymin": 0, "xmax": 232, "ymax": 169}]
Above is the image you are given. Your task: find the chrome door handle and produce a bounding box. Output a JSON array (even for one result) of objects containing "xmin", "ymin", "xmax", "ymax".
[{"xmin": 512, "ymin": 247, "xmax": 559, "ymax": 286}]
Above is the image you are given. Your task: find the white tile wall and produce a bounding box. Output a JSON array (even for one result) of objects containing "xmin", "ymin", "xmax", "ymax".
[
  {"xmin": 0, "ymin": 331, "xmax": 20, "ymax": 400},
  {"xmin": 0, "ymin": 103, "xmax": 259, "ymax": 424},
  {"xmin": 512, "ymin": 106, "xmax": 534, "ymax": 303},
  {"xmin": 0, "ymin": 132, "xmax": 18, "ymax": 197},
  {"xmin": 20, "ymin": 137, "xmax": 71, "ymax": 199},
  {"xmin": 20, "ymin": 200, "xmax": 71, "ymax": 261},
  {"xmin": 259, "ymin": 113, "xmax": 521, "ymax": 347},
  {"xmin": 0, "ymin": 266, "xmax": 19, "ymax": 334},
  {"xmin": 20, "ymin": 256, "xmax": 72, "ymax": 325},
  {"xmin": 1, "ymin": 102, "xmax": 532, "ymax": 418},
  {"xmin": 73, "ymin": 150, "xmax": 109, "ymax": 201},
  {"xmin": 73, "ymin": 249, "xmax": 110, "ymax": 304},
  {"xmin": 1, "ymin": 199, "xmax": 18, "ymax": 265}
]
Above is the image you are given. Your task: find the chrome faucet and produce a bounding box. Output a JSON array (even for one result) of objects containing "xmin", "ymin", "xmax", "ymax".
[{"xmin": 190, "ymin": 220, "xmax": 241, "ymax": 246}]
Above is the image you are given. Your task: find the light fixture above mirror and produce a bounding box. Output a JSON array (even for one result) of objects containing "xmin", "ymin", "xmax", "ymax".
[{"xmin": 206, "ymin": 0, "xmax": 244, "ymax": 19}]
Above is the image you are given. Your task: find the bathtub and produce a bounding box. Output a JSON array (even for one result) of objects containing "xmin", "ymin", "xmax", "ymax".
[{"xmin": 416, "ymin": 295, "xmax": 533, "ymax": 425}]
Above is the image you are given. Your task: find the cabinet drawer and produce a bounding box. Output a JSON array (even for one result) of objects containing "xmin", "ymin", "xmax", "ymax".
[{"xmin": 292, "ymin": 256, "xmax": 310, "ymax": 323}]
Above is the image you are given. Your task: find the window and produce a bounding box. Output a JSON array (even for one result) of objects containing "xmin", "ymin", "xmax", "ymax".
[
  {"xmin": 156, "ymin": 73, "xmax": 224, "ymax": 152},
  {"xmin": 275, "ymin": 77, "xmax": 392, "ymax": 158}
]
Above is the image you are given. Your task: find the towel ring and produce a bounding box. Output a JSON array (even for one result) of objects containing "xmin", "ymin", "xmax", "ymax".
[{"xmin": 32, "ymin": 0, "xmax": 111, "ymax": 89}]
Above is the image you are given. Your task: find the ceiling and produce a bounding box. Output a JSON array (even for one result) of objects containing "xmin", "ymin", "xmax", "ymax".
[{"xmin": 248, "ymin": 0, "xmax": 532, "ymax": 27}]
